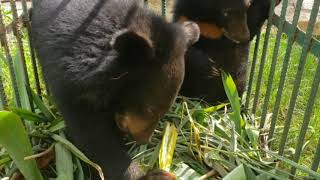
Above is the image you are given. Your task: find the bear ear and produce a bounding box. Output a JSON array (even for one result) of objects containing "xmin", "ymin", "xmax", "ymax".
[
  {"xmin": 180, "ymin": 21, "xmax": 200, "ymax": 47},
  {"xmin": 111, "ymin": 29, "xmax": 155, "ymax": 60},
  {"xmin": 276, "ymin": 0, "xmax": 282, "ymax": 6}
]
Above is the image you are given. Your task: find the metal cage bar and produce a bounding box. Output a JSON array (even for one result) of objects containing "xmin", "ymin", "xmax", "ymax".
[
  {"xmin": 0, "ymin": 63, "xmax": 7, "ymax": 109},
  {"xmin": 21, "ymin": 0, "xmax": 42, "ymax": 99},
  {"xmin": 161, "ymin": 0, "xmax": 166, "ymax": 17},
  {"xmin": 278, "ymin": 0, "xmax": 320, "ymax": 156},
  {"xmin": 9, "ymin": 0, "xmax": 31, "ymax": 90},
  {"xmin": 0, "ymin": 2, "xmax": 21, "ymax": 108},
  {"xmin": 267, "ymin": 0, "xmax": 304, "ymax": 142},
  {"xmin": 251, "ymin": 0, "xmax": 277, "ymax": 115},
  {"xmin": 245, "ymin": 31, "xmax": 261, "ymax": 110},
  {"xmin": 290, "ymin": 56, "xmax": 320, "ymax": 175},
  {"xmin": 289, "ymin": 0, "xmax": 320, "ymax": 174},
  {"xmin": 272, "ymin": 16, "xmax": 320, "ymax": 58},
  {"xmin": 259, "ymin": 0, "xmax": 289, "ymax": 129},
  {"xmin": 9, "ymin": 0, "xmax": 34, "ymax": 111},
  {"xmin": 311, "ymin": 137, "xmax": 320, "ymax": 172}
]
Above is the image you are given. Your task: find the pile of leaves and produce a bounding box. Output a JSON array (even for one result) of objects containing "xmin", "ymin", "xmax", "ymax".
[
  {"xmin": 0, "ymin": 73, "xmax": 319, "ymax": 180},
  {"xmin": 128, "ymin": 72, "xmax": 309, "ymax": 179}
]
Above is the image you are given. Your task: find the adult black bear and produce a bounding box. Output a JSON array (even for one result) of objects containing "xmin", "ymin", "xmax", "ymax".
[
  {"xmin": 31, "ymin": 0, "xmax": 199, "ymax": 179},
  {"xmin": 174, "ymin": 0, "xmax": 281, "ymax": 104}
]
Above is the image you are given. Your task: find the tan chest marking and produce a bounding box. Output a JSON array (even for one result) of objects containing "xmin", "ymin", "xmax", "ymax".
[{"xmin": 178, "ymin": 16, "xmax": 224, "ymax": 39}]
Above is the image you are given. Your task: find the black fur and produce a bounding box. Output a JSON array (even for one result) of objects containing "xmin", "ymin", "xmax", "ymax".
[
  {"xmin": 32, "ymin": 0, "xmax": 199, "ymax": 179},
  {"xmin": 174, "ymin": 0, "xmax": 250, "ymax": 43},
  {"xmin": 174, "ymin": 0, "xmax": 279, "ymax": 104}
]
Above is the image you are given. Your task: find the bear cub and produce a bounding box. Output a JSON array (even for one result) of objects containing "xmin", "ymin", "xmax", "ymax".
[
  {"xmin": 32, "ymin": 0, "xmax": 199, "ymax": 179},
  {"xmin": 174, "ymin": 0, "xmax": 281, "ymax": 104}
]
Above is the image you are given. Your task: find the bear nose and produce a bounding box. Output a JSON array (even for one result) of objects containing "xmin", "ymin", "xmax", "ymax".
[
  {"xmin": 223, "ymin": 17, "xmax": 250, "ymax": 43},
  {"xmin": 133, "ymin": 132, "xmax": 153, "ymax": 144},
  {"xmin": 223, "ymin": 26, "xmax": 250, "ymax": 43},
  {"xmin": 237, "ymin": 25, "xmax": 250, "ymax": 42},
  {"xmin": 234, "ymin": 30, "xmax": 250, "ymax": 43},
  {"xmin": 116, "ymin": 118, "xmax": 129, "ymax": 133}
]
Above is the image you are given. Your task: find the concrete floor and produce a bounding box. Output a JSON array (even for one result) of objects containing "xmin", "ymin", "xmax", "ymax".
[{"xmin": 275, "ymin": 0, "xmax": 320, "ymax": 22}]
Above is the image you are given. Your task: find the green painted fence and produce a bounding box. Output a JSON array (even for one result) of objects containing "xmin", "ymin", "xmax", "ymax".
[
  {"xmin": 0, "ymin": 0, "xmax": 319, "ymax": 178},
  {"xmin": 244, "ymin": 0, "xmax": 320, "ymax": 177}
]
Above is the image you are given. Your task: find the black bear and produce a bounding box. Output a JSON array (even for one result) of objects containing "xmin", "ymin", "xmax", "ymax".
[
  {"xmin": 174, "ymin": 0, "xmax": 281, "ymax": 104},
  {"xmin": 31, "ymin": 0, "xmax": 199, "ymax": 179}
]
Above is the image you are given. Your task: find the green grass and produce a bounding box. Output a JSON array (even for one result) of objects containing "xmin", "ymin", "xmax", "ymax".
[
  {"xmin": 0, "ymin": 28, "xmax": 47, "ymax": 108},
  {"xmin": 247, "ymin": 28, "xmax": 320, "ymax": 173}
]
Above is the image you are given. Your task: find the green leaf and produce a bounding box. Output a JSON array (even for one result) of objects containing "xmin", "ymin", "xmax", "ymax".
[
  {"xmin": 55, "ymin": 133, "xmax": 74, "ymax": 180},
  {"xmin": 49, "ymin": 120, "xmax": 65, "ymax": 133},
  {"xmin": 75, "ymin": 157, "xmax": 85, "ymax": 180},
  {"xmin": 223, "ymin": 164, "xmax": 256, "ymax": 180},
  {"xmin": 11, "ymin": 108, "xmax": 48, "ymax": 123},
  {"xmin": 221, "ymin": 71, "xmax": 244, "ymax": 134},
  {"xmin": 0, "ymin": 52, "xmax": 8, "ymax": 66},
  {"xmin": 265, "ymin": 150, "xmax": 320, "ymax": 179},
  {"xmin": 172, "ymin": 162, "xmax": 201, "ymax": 180},
  {"xmin": 192, "ymin": 109, "xmax": 208, "ymax": 124},
  {"xmin": 204, "ymin": 152, "xmax": 229, "ymax": 176},
  {"xmin": 51, "ymin": 134, "xmax": 104, "ymax": 180},
  {"xmin": 243, "ymin": 164, "xmax": 257, "ymax": 180},
  {"xmin": 212, "ymin": 121, "xmax": 231, "ymax": 140},
  {"xmin": 0, "ymin": 155, "xmax": 11, "ymax": 166},
  {"xmin": 148, "ymin": 143, "xmax": 160, "ymax": 170},
  {"xmin": 229, "ymin": 124, "xmax": 237, "ymax": 165},
  {"xmin": 192, "ymin": 104, "xmax": 227, "ymax": 124},
  {"xmin": 159, "ymin": 123, "xmax": 178, "ymax": 171},
  {"xmin": 0, "ymin": 111, "xmax": 43, "ymax": 180},
  {"xmin": 13, "ymin": 52, "xmax": 31, "ymax": 110},
  {"xmin": 31, "ymin": 90, "xmax": 56, "ymax": 121},
  {"xmin": 256, "ymin": 169, "xmax": 288, "ymax": 180},
  {"xmin": 204, "ymin": 103, "xmax": 228, "ymax": 113},
  {"xmin": 246, "ymin": 125, "xmax": 259, "ymax": 149}
]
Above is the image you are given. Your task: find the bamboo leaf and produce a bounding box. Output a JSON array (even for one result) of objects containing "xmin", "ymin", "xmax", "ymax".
[
  {"xmin": 204, "ymin": 103, "xmax": 228, "ymax": 113},
  {"xmin": 265, "ymin": 150, "xmax": 320, "ymax": 179},
  {"xmin": 11, "ymin": 108, "xmax": 47, "ymax": 123},
  {"xmin": 51, "ymin": 134, "xmax": 104, "ymax": 180},
  {"xmin": 243, "ymin": 164, "xmax": 257, "ymax": 180},
  {"xmin": 159, "ymin": 123, "xmax": 178, "ymax": 171},
  {"xmin": 13, "ymin": 53, "xmax": 30, "ymax": 110},
  {"xmin": 148, "ymin": 143, "xmax": 160, "ymax": 170},
  {"xmin": 49, "ymin": 120, "xmax": 65, "ymax": 133},
  {"xmin": 0, "ymin": 111, "xmax": 43, "ymax": 180},
  {"xmin": 229, "ymin": 123, "xmax": 237, "ymax": 165},
  {"xmin": 221, "ymin": 71, "xmax": 244, "ymax": 134},
  {"xmin": 75, "ymin": 157, "xmax": 85, "ymax": 180},
  {"xmin": 246, "ymin": 125, "xmax": 259, "ymax": 149},
  {"xmin": 192, "ymin": 104, "xmax": 227, "ymax": 124},
  {"xmin": 256, "ymin": 169, "xmax": 288, "ymax": 180},
  {"xmin": 55, "ymin": 133, "xmax": 74, "ymax": 180},
  {"xmin": 30, "ymin": 90, "xmax": 55, "ymax": 121},
  {"xmin": 172, "ymin": 162, "xmax": 201, "ymax": 180},
  {"xmin": 0, "ymin": 155, "xmax": 11, "ymax": 166},
  {"xmin": 223, "ymin": 164, "xmax": 256, "ymax": 180},
  {"xmin": 212, "ymin": 121, "xmax": 231, "ymax": 140}
]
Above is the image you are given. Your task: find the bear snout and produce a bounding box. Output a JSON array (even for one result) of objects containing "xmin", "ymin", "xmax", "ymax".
[{"xmin": 115, "ymin": 112, "xmax": 158, "ymax": 143}]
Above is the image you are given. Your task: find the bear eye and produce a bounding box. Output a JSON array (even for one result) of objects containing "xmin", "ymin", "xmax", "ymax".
[
  {"xmin": 223, "ymin": 12, "xmax": 228, "ymax": 17},
  {"xmin": 222, "ymin": 9, "xmax": 230, "ymax": 17}
]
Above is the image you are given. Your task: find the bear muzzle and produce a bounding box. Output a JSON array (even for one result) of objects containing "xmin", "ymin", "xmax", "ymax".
[{"xmin": 115, "ymin": 112, "xmax": 158, "ymax": 143}]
